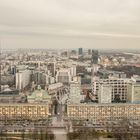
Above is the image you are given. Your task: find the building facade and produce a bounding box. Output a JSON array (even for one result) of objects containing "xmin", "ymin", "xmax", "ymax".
[
  {"xmin": 127, "ymin": 83, "xmax": 140, "ymax": 103},
  {"xmin": 98, "ymin": 84, "xmax": 112, "ymax": 104},
  {"xmin": 47, "ymin": 62, "xmax": 56, "ymax": 77},
  {"xmin": 67, "ymin": 103, "xmax": 140, "ymax": 124},
  {"xmin": 28, "ymin": 85, "xmax": 52, "ymax": 104},
  {"xmin": 56, "ymin": 69, "xmax": 71, "ymax": 84},
  {"xmin": 78, "ymin": 48, "xmax": 83, "ymax": 55},
  {"xmin": 91, "ymin": 50, "xmax": 98, "ymax": 64},
  {"xmin": 0, "ymin": 104, "xmax": 50, "ymax": 120},
  {"xmin": 92, "ymin": 78, "xmax": 131, "ymax": 102},
  {"xmin": 69, "ymin": 82, "xmax": 81, "ymax": 103},
  {"xmin": 16, "ymin": 70, "xmax": 31, "ymax": 91}
]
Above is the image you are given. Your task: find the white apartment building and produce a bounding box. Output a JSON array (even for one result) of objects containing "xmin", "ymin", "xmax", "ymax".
[
  {"xmin": 33, "ymin": 71, "xmax": 55, "ymax": 85},
  {"xmin": 98, "ymin": 84, "xmax": 112, "ymax": 104},
  {"xmin": 127, "ymin": 75, "xmax": 140, "ymax": 103},
  {"xmin": 16, "ymin": 70, "xmax": 31, "ymax": 91},
  {"xmin": 69, "ymin": 65, "xmax": 76, "ymax": 77},
  {"xmin": 69, "ymin": 81, "xmax": 81, "ymax": 104},
  {"xmin": 127, "ymin": 83, "xmax": 140, "ymax": 103},
  {"xmin": 92, "ymin": 64, "xmax": 100, "ymax": 75},
  {"xmin": 92, "ymin": 77, "xmax": 132, "ymax": 102}
]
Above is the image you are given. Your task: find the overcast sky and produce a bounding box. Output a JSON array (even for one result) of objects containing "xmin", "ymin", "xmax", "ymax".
[{"xmin": 0, "ymin": 0, "xmax": 140, "ymax": 50}]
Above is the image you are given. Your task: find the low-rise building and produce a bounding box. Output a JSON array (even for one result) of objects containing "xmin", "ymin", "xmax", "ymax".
[
  {"xmin": 0, "ymin": 87, "xmax": 20, "ymax": 103},
  {"xmin": 0, "ymin": 104, "xmax": 50, "ymax": 120},
  {"xmin": 28, "ymin": 85, "xmax": 52, "ymax": 104},
  {"xmin": 67, "ymin": 103, "xmax": 140, "ymax": 124}
]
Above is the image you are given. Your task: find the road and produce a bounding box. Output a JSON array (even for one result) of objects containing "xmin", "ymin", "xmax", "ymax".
[{"xmin": 51, "ymin": 116, "xmax": 67, "ymax": 140}]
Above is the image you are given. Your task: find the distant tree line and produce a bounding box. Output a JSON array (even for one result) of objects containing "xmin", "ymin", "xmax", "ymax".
[{"xmin": 107, "ymin": 65, "xmax": 140, "ymax": 77}]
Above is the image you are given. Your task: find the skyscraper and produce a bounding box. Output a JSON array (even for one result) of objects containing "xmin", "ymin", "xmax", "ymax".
[
  {"xmin": 91, "ymin": 50, "xmax": 98, "ymax": 64},
  {"xmin": 78, "ymin": 48, "xmax": 83, "ymax": 55},
  {"xmin": 47, "ymin": 62, "xmax": 56, "ymax": 77}
]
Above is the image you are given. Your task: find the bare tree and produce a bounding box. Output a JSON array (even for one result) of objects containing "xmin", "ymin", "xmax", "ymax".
[{"xmin": 111, "ymin": 118, "xmax": 139, "ymax": 140}]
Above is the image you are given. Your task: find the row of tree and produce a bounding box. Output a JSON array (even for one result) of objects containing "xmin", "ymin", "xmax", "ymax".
[{"xmin": 67, "ymin": 119, "xmax": 140, "ymax": 140}]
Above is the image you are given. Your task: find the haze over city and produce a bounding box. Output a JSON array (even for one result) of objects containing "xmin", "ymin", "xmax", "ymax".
[
  {"xmin": 0, "ymin": 0, "xmax": 140, "ymax": 50},
  {"xmin": 1, "ymin": 1, "xmax": 140, "ymax": 139}
]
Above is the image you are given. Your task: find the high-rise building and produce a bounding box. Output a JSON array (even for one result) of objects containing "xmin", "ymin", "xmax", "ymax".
[
  {"xmin": 56, "ymin": 69, "xmax": 71, "ymax": 84},
  {"xmin": 127, "ymin": 76, "xmax": 140, "ymax": 103},
  {"xmin": 69, "ymin": 81, "xmax": 81, "ymax": 104},
  {"xmin": 32, "ymin": 71, "xmax": 44, "ymax": 85},
  {"xmin": 91, "ymin": 50, "xmax": 98, "ymax": 64},
  {"xmin": 127, "ymin": 83, "xmax": 140, "ymax": 103},
  {"xmin": 92, "ymin": 64, "xmax": 100, "ymax": 75},
  {"xmin": 92, "ymin": 77, "xmax": 131, "ymax": 102},
  {"xmin": 61, "ymin": 51, "xmax": 68, "ymax": 57},
  {"xmin": 70, "ymin": 65, "xmax": 76, "ymax": 77},
  {"xmin": 71, "ymin": 50, "xmax": 77, "ymax": 55},
  {"xmin": 131, "ymin": 75, "xmax": 140, "ymax": 83},
  {"xmin": 16, "ymin": 70, "xmax": 31, "ymax": 91},
  {"xmin": 98, "ymin": 84, "xmax": 112, "ymax": 103},
  {"xmin": 47, "ymin": 62, "xmax": 56, "ymax": 77},
  {"xmin": 78, "ymin": 48, "xmax": 83, "ymax": 55},
  {"xmin": 32, "ymin": 71, "xmax": 55, "ymax": 85},
  {"xmin": 10, "ymin": 65, "xmax": 16, "ymax": 75},
  {"xmin": 88, "ymin": 49, "xmax": 92, "ymax": 55}
]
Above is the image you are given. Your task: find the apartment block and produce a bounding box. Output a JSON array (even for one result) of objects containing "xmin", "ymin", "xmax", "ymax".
[
  {"xmin": 92, "ymin": 78, "xmax": 131, "ymax": 102},
  {"xmin": 127, "ymin": 83, "xmax": 140, "ymax": 103},
  {"xmin": 98, "ymin": 84, "xmax": 112, "ymax": 103}
]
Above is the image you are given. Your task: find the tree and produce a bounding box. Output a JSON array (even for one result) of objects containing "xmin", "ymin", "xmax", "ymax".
[
  {"xmin": 111, "ymin": 118, "xmax": 138, "ymax": 140},
  {"xmin": 67, "ymin": 127, "xmax": 100, "ymax": 140},
  {"xmin": 21, "ymin": 128, "xmax": 25, "ymax": 140}
]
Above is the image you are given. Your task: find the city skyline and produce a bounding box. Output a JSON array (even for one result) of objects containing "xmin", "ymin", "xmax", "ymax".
[
  {"xmin": 0, "ymin": 0, "xmax": 140, "ymax": 49},
  {"xmin": 0, "ymin": 36, "xmax": 140, "ymax": 139}
]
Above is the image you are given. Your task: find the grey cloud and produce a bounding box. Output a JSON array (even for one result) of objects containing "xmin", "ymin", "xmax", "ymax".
[{"xmin": 0, "ymin": 0, "xmax": 140, "ymax": 49}]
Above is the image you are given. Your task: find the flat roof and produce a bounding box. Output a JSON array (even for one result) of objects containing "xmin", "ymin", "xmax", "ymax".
[
  {"xmin": 0, "ymin": 103, "xmax": 49, "ymax": 106},
  {"xmin": 67, "ymin": 103, "xmax": 140, "ymax": 106}
]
